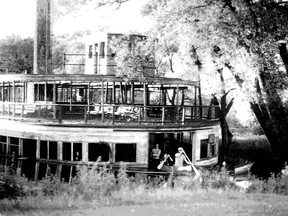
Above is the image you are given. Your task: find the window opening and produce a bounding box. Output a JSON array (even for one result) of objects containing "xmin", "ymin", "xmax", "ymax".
[{"xmin": 115, "ymin": 143, "xmax": 136, "ymax": 162}]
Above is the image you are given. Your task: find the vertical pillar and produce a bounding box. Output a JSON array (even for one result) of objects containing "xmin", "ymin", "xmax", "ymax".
[
  {"xmin": 176, "ymin": 84, "xmax": 179, "ymax": 121},
  {"xmin": 22, "ymin": 82, "xmax": 26, "ymax": 103},
  {"xmin": 198, "ymin": 84, "xmax": 202, "ymax": 119},
  {"xmin": 105, "ymin": 82, "xmax": 108, "ymax": 103},
  {"xmin": 82, "ymin": 142, "xmax": 88, "ymax": 162},
  {"xmin": 87, "ymin": 82, "xmax": 90, "ymax": 112},
  {"xmin": 44, "ymin": 81, "xmax": 47, "ymax": 103},
  {"xmin": 112, "ymin": 82, "xmax": 115, "ymax": 104},
  {"xmin": 37, "ymin": 83, "xmax": 40, "ymax": 101},
  {"xmin": 101, "ymin": 81, "xmax": 104, "ymax": 122},
  {"xmin": 143, "ymin": 82, "xmax": 147, "ymax": 121},
  {"xmin": 1, "ymin": 82, "xmax": 4, "ymax": 102},
  {"xmin": 47, "ymin": 141, "xmax": 49, "ymax": 159},
  {"xmin": 13, "ymin": 81, "xmax": 15, "ymax": 118},
  {"xmin": 131, "ymin": 82, "xmax": 134, "ymax": 105},
  {"xmin": 70, "ymin": 81, "xmax": 73, "ymax": 111},
  {"xmin": 124, "ymin": 82, "xmax": 127, "ymax": 104},
  {"xmin": 71, "ymin": 142, "xmax": 73, "ymax": 161},
  {"xmin": 194, "ymin": 86, "xmax": 197, "ymax": 119},
  {"xmin": 53, "ymin": 82, "xmax": 56, "ymax": 119},
  {"xmin": 57, "ymin": 141, "xmax": 63, "ymax": 161},
  {"xmin": 13, "ymin": 81, "xmax": 15, "ymax": 103},
  {"xmin": 120, "ymin": 82, "xmax": 124, "ymax": 103},
  {"xmin": 34, "ymin": 162, "xmax": 39, "ymax": 181},
  {"xmin": 7, "ymin": 82, "xmax": 10, "ymax": 102},
  {"xmin": 36, "ymin": 139, "xmax": 40, "ymax": 159},
  {"xmin": 19, "ymin": 139, "xmax": 23, "ymax": 157}
]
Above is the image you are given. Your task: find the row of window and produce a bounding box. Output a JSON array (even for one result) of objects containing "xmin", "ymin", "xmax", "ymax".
[{"xmin": 0, "ymin": 136, "xmax": 137, "ymax": 163}]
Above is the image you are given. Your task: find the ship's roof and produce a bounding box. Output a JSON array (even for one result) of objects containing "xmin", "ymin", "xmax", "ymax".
[{"xmin": 0, "ymin": 74, "xmax": 199, "ymax": 87}]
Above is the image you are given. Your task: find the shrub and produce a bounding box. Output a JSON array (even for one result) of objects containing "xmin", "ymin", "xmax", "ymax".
[
  {"xmin": 247, "ymin": 174, "xmax": 288, "ymax": 195},
  {"xmin": 71, "ymin": 163, "xmax": 117, "ymax": 201},
  {"xmin": 0, "ymin": 166, "xmax": 29, "ymax": 199}
]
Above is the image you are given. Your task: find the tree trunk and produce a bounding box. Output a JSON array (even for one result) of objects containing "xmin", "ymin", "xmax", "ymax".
[{"xmin": 211, "ymin": 94, "xmax": 234, "ymax": 163}]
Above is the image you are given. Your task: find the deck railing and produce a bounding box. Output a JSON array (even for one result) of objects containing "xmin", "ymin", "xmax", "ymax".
[{"xmin": 0, "ymin": 102, "xmax": 219, "ymax": 126}]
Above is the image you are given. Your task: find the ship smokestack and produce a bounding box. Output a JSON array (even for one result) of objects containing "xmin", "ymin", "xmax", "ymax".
[{"xmin": 33, "ymin": 0, "xmax": 52, "ymax": 74}]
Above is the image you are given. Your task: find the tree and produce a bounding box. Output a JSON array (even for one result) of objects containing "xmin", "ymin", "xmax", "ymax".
[
  {"xmin": 142, "ymin": 0, "xmax": 288, "ymax": 163},
  {"xmin": 109, "ymin": 33, "xmax": 179, "ymax": 79},
  {"xmin": 0, "ymin": 35, "xmax": 34, "ymax": 74}
]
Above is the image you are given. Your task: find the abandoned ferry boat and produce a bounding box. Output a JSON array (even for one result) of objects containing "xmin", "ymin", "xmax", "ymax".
[{"xmin": 0, "ymin": 33, "xmax": 220, "ymax": 181}]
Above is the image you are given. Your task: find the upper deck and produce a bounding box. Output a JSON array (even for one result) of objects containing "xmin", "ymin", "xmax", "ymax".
[{"xmin": 0, "ymin": 74, "xmax": 219, "ymax": 128}]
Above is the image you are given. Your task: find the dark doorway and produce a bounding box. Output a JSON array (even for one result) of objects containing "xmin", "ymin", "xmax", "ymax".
[{"xmin": 22, "ymin": 139, "xmax": 36, "ymax": 179}]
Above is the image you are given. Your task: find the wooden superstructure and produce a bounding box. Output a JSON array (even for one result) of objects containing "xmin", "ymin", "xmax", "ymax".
[{"xmin": 0, "ymin": 33, "xmax": 221, "ymax": 181}]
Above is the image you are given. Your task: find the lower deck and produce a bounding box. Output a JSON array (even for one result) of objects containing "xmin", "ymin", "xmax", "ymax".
[{"xmin": 0, "ymin": 119, "xmax": 220, "ymax": 181}]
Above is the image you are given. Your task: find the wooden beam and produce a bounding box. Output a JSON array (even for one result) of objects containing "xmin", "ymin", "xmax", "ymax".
[
  {"xmin": 87, "ymin": 82, "xmax": 90, "ymax": 113},
  {"xmin": 198, "ymin": 85, "xmax": 202, "ymax": 119},
  {"xmin": 13, "ymin": 81, "xmax": 15, "ymax": 103},
  {"xmin": 176, "ymin": 84, "xmax": 179, "ymax": 121},
  {"xmin": 7, "ymin": 82, "xmax": 10, "ymax": 102},
  {"xmin": 194, "ymin": 86, "xmax": 197, "ymax": 119},
  {"xmin": 106, "ymin": 82, "xmax": 109, "ymax": 103},
  {"xmin": 143, "ymin": 82, "xmax": 147, "ymax": 121},
  {"xmin": 112, "ymin": 82, "xmax": 115, "ymax": 104},
  {"xmin": 53, "ymin": 82, "xmax": 56, "ymax": 119},
  {"xmin": 101, "ymin": 81, "xmax": 104, "ymax": 122},
  {"xmin": 70, "ymin": 81, "xmax": 73, "ymax": 111},
  {"xmin": 124, "ymin": 82, "xmax": 127, "ymax": 104},
  {"xmin": 131, "ymin": 82, "xmax": 134, "ymax": 105},
  {"xmin": 120, "ymin": 82, "xmax": 124, "ymax": 103},
  {"xmin": 36, "ymin": 139, "xmax": 40, "ymax": 159},
  {"xmin": 1, "ymin": 82, "xmax": 4, "ymax": 102},
  {"xmin": 22, "ymin": 82, "xmax": 25, "ymax": 103},
  {"xmin": 82, "ymin": 142, "xmax": 88, "ymax": 162},
  {"xmin": 57, "ymin": 141, "xmax": 63, "ymax": 161},
  {"xmin": 44, "ymin": 81, "xmax": 47, "ymax": 104}
]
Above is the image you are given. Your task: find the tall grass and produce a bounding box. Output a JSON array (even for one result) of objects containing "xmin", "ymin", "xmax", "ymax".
[{"xmin": 1, "ymin": 162, "xmax": 288, "ymax": 213}]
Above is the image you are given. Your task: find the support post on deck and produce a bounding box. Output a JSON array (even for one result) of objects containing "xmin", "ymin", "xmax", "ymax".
[
  {"xmin": 70, "ymin": 81, "xmax": 73, "ymax": 112},
  {"xmin": 71, "ymin": 142, "xmax": 73, "ymax": 161},
  {"xmin": 13, "ymin": 81, "xmax": 15, "ymax": 118},
  {"xmin": 120, "ymin": 82, "xmax": 124, "ymax": 103},
  {"xmin": 36, "ymin": 139, "xmax": 40, "ymax": 159},
  {"xmin": 181, "ymin": 107, "xmax": 185, "ymax": 125},
  {"xmin": 198, "ymin": 84, "xmax": 202, "ymax": 119},
  {"xmin": 22, "ymin": 82, "xmax": 26, "ymax": 103},
  {"xmin": 112, "ymin": 82, "xmax": 115, "ymax": 104},
  {"xmin": 176, "ymin": 84, "xmax": 179, "ymax": 121},
  {"xmin": 194, "ymin": 86, "xmax": 197, "ymax": 119},
  {"xmin": 37, "ymin": 83, "xmax": 40, "ymax": 101},
  {"xmin": 57, "ymin": 141, "xmax": 63, "ymax": 161},
  {"xmin": 19, "ymin": 139, "xmax": 23, "ymax": 157},
  {"xmin": 161, "ymin": 107, "xmax": 165, "ymax": 125},
  {"xmin": 124, "ymin": 82, "xmax": 127, "ymax": 104},
  {"xmin": 131, "ymin": 82, "xmax": 134, "ymax": 105},
  {"xmin": 87, "ymin": 82, "xmax": 91, "ymax": 121},
  {"xmin": 82, "ymin": 142, "xmax": 88, "ymax": 162},
  {"xmin": 101, "ymin": 81, "xmax": 104, "ymax": 122},
  {"xmin": 53, "ymin": 82, "xmax": 56, "ymax": 120},
  {"xmin": 44, "ymin": 81, "xmax": 47, "ymax": 104},
  {"xmin": 143, "ymin": 82, "xmax": 147, "ymax": 121},
  {"xmin": 7, "ymin": 82, "xmax": 10, "ymax": 102},
  {"xmin": 12, "ymin": 81, "xmax": 15, "ymax": 103},
  {"xmin": 1, "ymin": 82, "xmax": 3, "ymax": 102}
]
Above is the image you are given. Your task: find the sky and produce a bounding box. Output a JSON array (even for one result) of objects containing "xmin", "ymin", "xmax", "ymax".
[
  {"xmin": 0, "ymin": 0, "xmax": 36, "ymax": 39},
  {"xmin": 0, "ymin": 0, "xmax": 152, "ymax": 39}
]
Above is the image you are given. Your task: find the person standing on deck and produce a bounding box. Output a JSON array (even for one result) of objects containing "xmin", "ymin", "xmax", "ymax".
[
  {"xmin": 174, "ymin": 147, "xmax": 192, "ymax": 171},
  {"xmin": 150, "ymin": 144, "xmax": 161, "ymax": 170}
]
